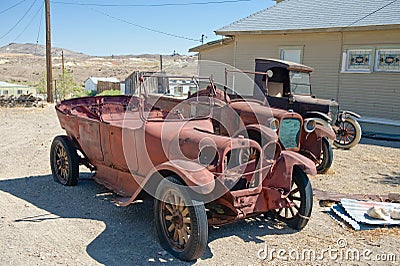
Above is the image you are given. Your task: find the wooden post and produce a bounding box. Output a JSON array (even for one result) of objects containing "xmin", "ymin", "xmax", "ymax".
[
  {"xmin": 160, "ymin": 54, "xmax": 163, "ymax": 72},
  {"xmin": 45, "ymin": 0, "xmax": 53, "ymax": 103},
  {"xmin": 62, "ymin": 50, "xmax": 65, "ymax": 77}
]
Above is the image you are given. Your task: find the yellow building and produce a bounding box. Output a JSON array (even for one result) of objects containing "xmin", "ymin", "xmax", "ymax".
[
  {"xmin": 0, "ymin": 81, "xmax": 37, "ymax": 97},
  {"xmin": 190, "ymin": 0, "xmax": 400, "ymax": 138}
]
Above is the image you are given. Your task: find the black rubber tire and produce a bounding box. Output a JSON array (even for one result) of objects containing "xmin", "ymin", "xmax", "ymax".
[
  {"xmin": 50, "ymin": 135, "xmax": 79, "ymax": 186},
  {"xmin": 316, "ymin": 137, "xmax": 333, "ymax": 174},
  {"xmin": 272, "ymin": 166, "xmax": 313, "ymax": 230},
  {"xmin": 333, "ymin": 117, "xmax": 362, "ymax": 149},
  {"xmin": 154, "ymin": 176, "xmax": 208, "ymax": 261}
]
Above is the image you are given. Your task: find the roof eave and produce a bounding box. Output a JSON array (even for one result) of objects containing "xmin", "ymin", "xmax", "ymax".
[
  {"xmin": 215, "ymin": 24, "xmax": 400, "ymax": 36},
  {"xmin": 189, "ymin": 37, "xmax": 234, "ymax": 53}
]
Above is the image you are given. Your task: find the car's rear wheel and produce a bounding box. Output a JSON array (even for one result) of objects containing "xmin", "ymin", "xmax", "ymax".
[
  {"xmin": 271, "ymin": 166, "xmax": 313, "ymax": 230},
  {"xmin": 50, "ymin": 135, "xmax": 79, "ymax": 186},
  {"xmin": 316, "ymin": 137, "xmax": 333, "ymax": 174},
  {"xmin": 334, "ymin": 117, "xmax": 362, "ymax": 149},
  {"xmin": 154, "ymin": 176, "xmax": 208, "ymax": 261}
]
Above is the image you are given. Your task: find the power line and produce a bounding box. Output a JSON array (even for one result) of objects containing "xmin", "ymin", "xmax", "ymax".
[
  {"xmin": 14, "ymin": 2, "xmax": 44, "ymax": 41},
  {"xmin": 91, "ymin": 8, "xmax": 201, "ymax": 42},
  {"xmin": 52, "ymin": 0, "xmax": 252, "ymax": 7},
  {"xmin": 0, "ymin": 0, "xmax": 39, "ymax": 41},
  {"xmin": 0, "ymin": 0, "xmax": 28, "ymax": 15},
  {"xmin": 348, "ymin": 0, "xmax": 399, "ymax": 27},
  {"xmin": 35, "ymin": 1, "xmax": 45, "ymax": 56}
]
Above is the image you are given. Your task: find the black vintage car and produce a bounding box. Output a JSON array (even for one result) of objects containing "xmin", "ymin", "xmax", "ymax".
[{"xmin": 252, "ymin": 58, "xmax": 362, "ymax": 149}]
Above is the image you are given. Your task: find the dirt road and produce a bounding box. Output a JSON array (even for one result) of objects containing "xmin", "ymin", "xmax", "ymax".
[{"xmin": 0, "ymin": 105, "xmax": 399, "ymax": 265}]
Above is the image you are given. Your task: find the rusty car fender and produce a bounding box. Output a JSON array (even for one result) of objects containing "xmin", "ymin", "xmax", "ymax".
[
  {"xmin": 114, "ymin": 160, "xmax": 216, "ymax": 207},
  {"xmin": 264, "ymin": 150, "xmax": 316, "ymax": 194},
  {"xmin": 152, "ymin": 160, "xmax": 216, "ymax": 194},
  {"xmin": 280, "ymin": 150, "xmax": 317, "ymax": 176},
  {"xmin": 314, "ymin": 123, "xmax": 336, "ymax": 140}
]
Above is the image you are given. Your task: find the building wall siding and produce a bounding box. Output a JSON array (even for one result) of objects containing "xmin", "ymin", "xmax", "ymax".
[
  {"xmin": 234, "ymin": 32, "xmax": 342, "ymax": 101},
  {"xmin": 198, "ymin": 42, "xmax": 235, "ymax": 85},
  {"xmin": 338, "ymin": 29, "xmax": 400, "ymax": 121},
  {"xmin": 197, "ymin": 29, "xmax": 400, "ymax": 122}
]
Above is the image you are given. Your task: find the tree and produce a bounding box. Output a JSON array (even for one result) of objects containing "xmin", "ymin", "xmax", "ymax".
[
  {"xmin": 55, "ymin": 70, "xmax": 83, "ymax": 100},
  {"xmin": 36, "ymin": 72, "xmax": 47, "ymax": 94}
]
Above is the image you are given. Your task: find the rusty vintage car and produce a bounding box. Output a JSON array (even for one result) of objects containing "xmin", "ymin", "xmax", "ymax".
[
  {"xmin": 50, "ymin": 77, "xmax": 316, "ymax": 261},
  {"xmin": 148, "ymin": 77, "xmax": 335, "ymax": 174},
  {"xmin": 252, "ymin": 58, "xmax": 362, "ymax": 149}
]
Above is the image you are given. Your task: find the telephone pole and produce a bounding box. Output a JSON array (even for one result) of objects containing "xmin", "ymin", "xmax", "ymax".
[
  {"xmin": 62, "ymin": 50, "xmax": 65, "ymax": 77},
  {"xmin": 45, "ymin": 0, "xmax": 53, "ymax": 103}
]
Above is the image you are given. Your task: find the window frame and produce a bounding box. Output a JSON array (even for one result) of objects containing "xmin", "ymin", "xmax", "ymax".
[
  {"xmin": 374, "ymin": 48, "xmax": 400, "ymax": 72},
  {"xmin": 279, "ymin": 46, "xmax": 304, "ymax": 64},
  {"xmin": 341, "ymin": 48, "xmax": 374, "ymax": 73}
]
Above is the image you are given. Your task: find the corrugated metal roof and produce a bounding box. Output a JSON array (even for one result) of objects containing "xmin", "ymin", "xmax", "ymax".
[
  {"xmin": 341, "ymin": 198, "xmax": 400, "ymax": 225},
  {"xmin": 216, "ymin": 0, "xmax": 400, "ymax": 34}
]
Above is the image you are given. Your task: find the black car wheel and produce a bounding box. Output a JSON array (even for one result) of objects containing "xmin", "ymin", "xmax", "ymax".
[
  {"xmin": 316, "ymin": 137, "xmax": 333, "ymax": 174},
  {"xmin": 271, "ymin": 166, "xmax": 313, "ymax": 230},
  {"xmin": 50, "ymin": 135, "xmax": 79, "ymax": 186},
  {"xmin": 154, "ymin": 176, "xmax": 208, "ymax": 261}
]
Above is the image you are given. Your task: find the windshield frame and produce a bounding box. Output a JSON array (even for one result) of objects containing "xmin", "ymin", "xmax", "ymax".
[
  {"xmin": 289, "ymin": 71, "xmax": 312, "ymax": 96},
  {"xmin": 138, "ymin": 74, "xmax": 216, "ymax": 122}
]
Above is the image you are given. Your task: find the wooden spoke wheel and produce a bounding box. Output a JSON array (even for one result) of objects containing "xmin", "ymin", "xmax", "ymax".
[
  {"xmin": 162, "ymin": 191, "xmax": 191, "ymax": 249},
  {"xmin": 271, "ymin": 166, "xmax": 313, "ymax": 230},
  {"xmin": 50, "ymin": 136, "xmax": 79, "ymax": 186},
  {"xmin": 334, "ymin": 117, "xmax": 362, "ymax": 149},
  {"xmin": 154, "ymin": 176, "xmax": 207, "ymax": 261}
]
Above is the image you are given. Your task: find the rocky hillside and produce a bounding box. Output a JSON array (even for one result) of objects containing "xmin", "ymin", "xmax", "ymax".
[{"xmin": 0, "ymin": 43, "xmax": 197, "ymax": 87}]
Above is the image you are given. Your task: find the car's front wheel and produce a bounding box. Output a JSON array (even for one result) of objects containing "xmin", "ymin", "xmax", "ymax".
[
  {"xmin": 154, "ymin": 176, "xmax": 208, "ymax": 261},
  {"xmin": 316, "ymin": 137, "xmax": 333, "ymax": 174},
  {"xmin": 270, "ymin": 166, "xmax": 313, "ymax": 230}
]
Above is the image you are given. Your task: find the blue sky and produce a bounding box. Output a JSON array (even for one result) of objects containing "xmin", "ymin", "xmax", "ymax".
[{"xmin": 0, "ymin": 0, "xmax": 274, "ymax": 56}]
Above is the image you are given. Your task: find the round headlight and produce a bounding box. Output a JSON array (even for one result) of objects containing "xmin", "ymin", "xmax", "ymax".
[
  {"xmin": 198, "ymin": 146, "xmax": 218, "ymax": 166},
  {"xmin": 269, "ymin": 118, "xmax": 280, "ymax": 132},
  {"xmin": 304, "ymin": 118, "xmax": 316, "ymax": 133}
]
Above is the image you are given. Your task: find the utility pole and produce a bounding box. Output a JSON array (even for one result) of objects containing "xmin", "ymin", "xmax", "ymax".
[
  {"xmin": 61, "ymin": 50, "xmax": 65, "ymax": 77},
  {"xmin": 201, "ymin": 34, "xmax": 206, "ymax": 45},
  {"xmin": 45, "ymin": 0, "xmax": 53, "ymax": 103},
  {"xmin": 160, "ymin": 55, "xmax": 163, "ymax": 72}
]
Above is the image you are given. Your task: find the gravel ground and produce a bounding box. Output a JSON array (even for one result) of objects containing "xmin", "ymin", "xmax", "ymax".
[{"xmin": 0, "ymin": 105, "xmax": 399, "ymax": 265}]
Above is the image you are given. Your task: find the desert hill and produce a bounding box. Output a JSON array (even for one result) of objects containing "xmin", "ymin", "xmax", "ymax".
[
  {"xmin": 0, "ymin": 43, "xmax": 197, "ymax": 88},
  {"xmin": 0, "ymin": 43, "xmax": 88, "ymax": 58}
]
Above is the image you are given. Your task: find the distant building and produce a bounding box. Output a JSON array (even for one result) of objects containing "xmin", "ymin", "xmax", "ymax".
[
  {"xmin": 124, "ymin": 71, "xmax": 167, "ymax": 95},
  {"xmin": 84, "ymin": 77, "xmax": 120, "ymax": 93},
  {"xmin": 168, "ymin": 79, "xmax": 197, "ymax": 97},
  {"xmin": 0, "ymin": 81, "xmax": 36, "ymax": 97}
]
